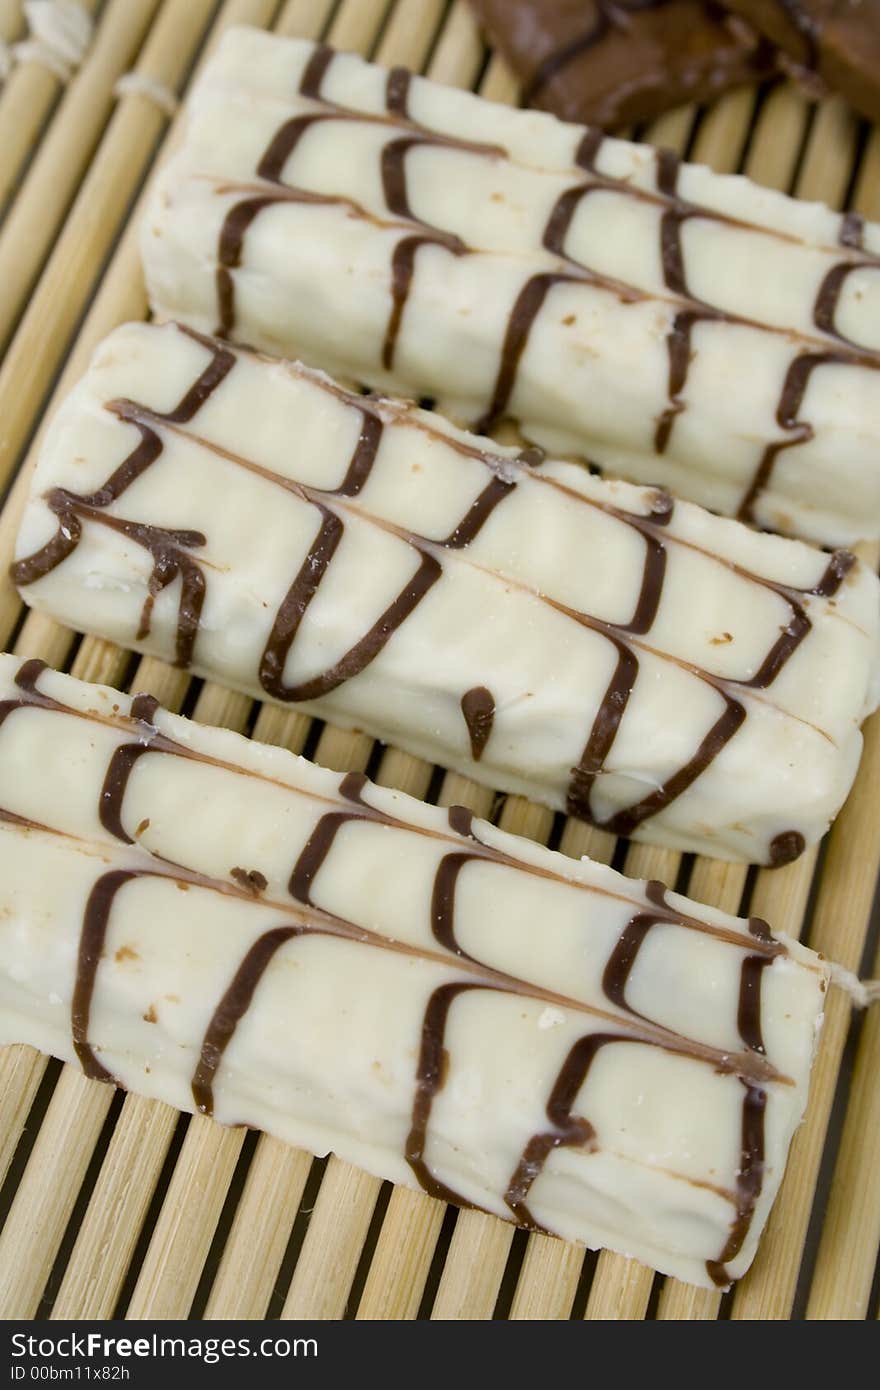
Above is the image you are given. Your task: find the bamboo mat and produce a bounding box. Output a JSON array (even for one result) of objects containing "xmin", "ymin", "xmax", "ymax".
[{"xmin": 0, "ymin": 0, "xmax": 877, "ymax": 1323}]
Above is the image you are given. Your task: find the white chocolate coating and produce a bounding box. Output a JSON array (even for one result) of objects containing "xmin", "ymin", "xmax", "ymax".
[
  {"xmin": 140, "ymin": 26, "xmax": 880, "ymax": 544},
  {"xmin": 0, "ymin": 654, "xmax": 828, "ymax": 1287},
  {"xmin": 14, "ymin": 321, "xmax": 880, "ymax": 863}
]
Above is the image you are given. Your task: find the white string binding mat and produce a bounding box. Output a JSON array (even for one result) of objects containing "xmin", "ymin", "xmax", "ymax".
[
  {"xmin": 0, "ymin": 0, "xmax": 91, "ymax": 83},
  {"xmin": 828, "ymin": 961, "xmax": 880, "ymax": 1009},
  {"xmin": 112, "ymin": 69, "xmax": 178, "ymax": 116}
]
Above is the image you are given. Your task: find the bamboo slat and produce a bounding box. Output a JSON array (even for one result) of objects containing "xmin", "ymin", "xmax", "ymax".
[
  {"xmin": 0, "ymin": 0, "xmax": 22, "ymax": 41},
  {"xmin": 430, "ymin": 1209, "xmax": 516, "ymax": 1321},
  {"xmin": 0, "ymin": 1067, "xmax": 115, "ymax": 1318},
  {"xmin": 282, "ymin": 1164, "xmax": 385, "ymax": 1320},
  {"xmin": 356, "ymin": 1188, "xmax": 447, "ymax": 1321},
  {"xmin": 0, "ymin": 0, "xmax": 217, "ymax": 499},
  {"xmin": 0, "ymin": 1043, "xmax": 50, "ymax": 1186},
  {"xmin": 0, "ymin": 0, "xmax": 877, "ymax": 1323},
  {"xmin": 508, "ymin": 1235, "xmax": 584, "ymax": 1322},
  {"xmin": 204, "ymin": 1141, "xmax": 314, "ymax": 1320},
  {"xmin": 125, "ymin": 1118, "xmax": 247, "ymax": 1321},
  {"xmin": 50, "ymin": 1094, "xmax": 180, "ymax": 1321},
  {"xmin": 0, "ymin": 0, "xmax": 161, "ymax": 353},
  {"xmin": 0, "ymin": 0, "xmax": 92, "ymax": 221}
]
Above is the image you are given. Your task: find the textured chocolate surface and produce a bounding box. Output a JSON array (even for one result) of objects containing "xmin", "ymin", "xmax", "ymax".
[
  {"xmin": 724, "ymin": 0, "xmax": 880, "ymax": 123},
  {"xmin": 469, "ymin": 0, "xmax": 777, "ymax": 127}
]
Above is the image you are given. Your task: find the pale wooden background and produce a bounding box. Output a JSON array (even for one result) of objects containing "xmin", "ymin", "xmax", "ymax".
[{"xmin": 0, "ymin": 0, "xmax": 877, "ymax": 1321}]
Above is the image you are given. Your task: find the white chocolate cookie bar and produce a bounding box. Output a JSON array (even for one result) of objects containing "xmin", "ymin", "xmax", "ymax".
[
  {"xmin": 140, "ymin": 26, "xmax": 880, "ymax": 544},
  {"xmin": 13, "ymin": 321, "xmax": 880, "ymax": 863},
  {"xmin": 0, "ymin": 654, "xmax": 829, "ymax": 1287}
]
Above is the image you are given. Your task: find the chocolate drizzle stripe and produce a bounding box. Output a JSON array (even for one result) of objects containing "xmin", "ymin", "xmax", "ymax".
[
  {"xmin": 706, "ymin": 1083, "xmax": 767, "ymax": 1286},
  {"xmin": 100, "ymin": 741, "xmax": 156, "ymax": 843},
  {"xmin": 334, "ymin": 410, "xmax": 384, "ymax": 497},
  {"xmin": 192, "ymin": 925, "xmax": 301, "ymax": 1115},
  {"xmin": 383, "ymin": 231, "xmax": 466, "ymax": 370},
  {"xmin": 72, "ymin": 869, "xmax": 138, "ymax": 1082},
  {"xmin": 813, "ymin": 259, "xmax": 880, "ymax": 342},
  {"xmin": 737, "ymin": 350, "xmax": 856, "ymax": 524},
  {"xmin": 385, "ymin": 66, "xmax": 412, "ymax": 117},
  {"xmin": 460, "ymin": 685, "xmax": 495, "ymax": 762},
  {"xmin": 289, "ymin": 809, "xmax": 361, "ymax": 904},
  {"xmin": 599, "ymin": 878, "xmax": 785, "ymax": 1026},
  {"xmin": 738, "ymin": 956, "xmax": 770, "ymax": 1056},
  {"xmin": 441, "ymin": 475, "xmax": 514, "ymax": 547},
  {"xmin": 598, "ymin": 696, "xmax": 747, "ymax": 838},
  {"xmin": 405, "ymin": 981, "xmax": 486, "ymax": 1206},
  {"xmin": 298, "ymin": 41, "xmax": 334, "ymax": 99},
  {"xmin": 409, "ymin": 996, "xmax": 750, "ymax": 1224},
  {"xmin": 566, "ymin": 641, "xmax": 638, "ymax": 822},
  {"xmin": 258, "ymin": 506, "xmax": 344, "ymax": 699},
  {"xmin": 505, "ymin": 1031, "xmax": 624, "ymax": 1227},
  {"xmin": 431, "ymin": 852, "xmax": 479, "ymax": 958},
  {"xmin": 215, "ymin": 188, "xmax": 378, "ymax": 340},
  {"xmin": 704, "ymin": 908, "xmax": 778, "ymax": 1285},
  {"xmin": 130, "ymin": 692, "xmax": 159, "ymax": 724},
  {"xmin": 477, "ymin": 274, "xmax": 580, "ymax": 433},
  {"xmin": 262, "ymin": 549, "xmax": 442, "ymax": 704},
  {"xmin": 602, "ymin": 912, "xmax": 661, "ymax": 1012},
  {"xmin": 448, "ymin": 804, "xmax": 474, "ymax": 839}
]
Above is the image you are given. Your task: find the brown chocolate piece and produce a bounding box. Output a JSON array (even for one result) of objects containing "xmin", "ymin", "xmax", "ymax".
[
  {"xmin": 469, "ymin": 0, "xmax": 777, "ymax": 127},
  {"xmin": 723, "ymin": 0, "xmax": 880, "ymax": 122}
]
